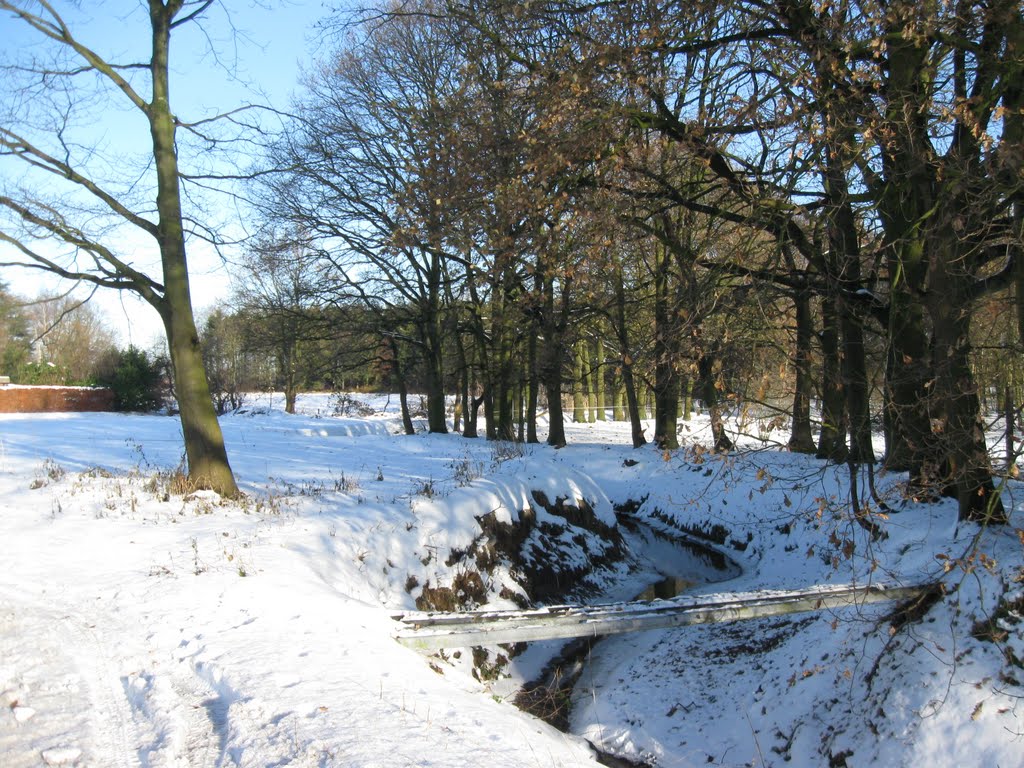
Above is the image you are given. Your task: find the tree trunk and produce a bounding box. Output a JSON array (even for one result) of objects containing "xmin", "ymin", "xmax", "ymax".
[
  {"xmin": 882, "ymin": 298, "xmax": 931, "ymax": 476},
  {"xmin": 419, "ymin": 311, "xmax": 448, "ymax": 434},
  {"xmin": 573, "ymin": 341, "xmax": 587, "ymax": 423},
  {"xmin": 278, "ymin": 337, "xmax": 299, "ymax": 415},
  {"xmin": 592, "ymin": 337, "xmax": 605, "ymax": 422},
  {"xmin": 455, "ymin": 273, "xmax": 483, "ymax": 439},
  {"xmin": 423, "ymin": 354, "xmax": 448, "ymax": 433},
  {"xmin": 516, "ymin": 378, "xmax": 525, "ymax": 442},
  {"xmin": 653, "ymin": 241, "xmax": 680, "ymax": 449},
  {"xmin": 1018, "ymin": 203, "xmax": 1024, "ymax": 343},
  {"xmin": 387, "ymin": 338, "xmax": 416, "ymax": 436},
  {"xmin": 585, "ymin": 338, "xmax": 597, "ymax": 423},
  {"xmin": 467, "ymin": 391, "xmax": 484, "ymax": 439},
  {"xmin": 458, "ymin": 349, "xmax": 469, "ymax": 434},
  {"xmin": 495, "ymin": 370, "xmax": 516, "ymax": 441},
  {"xmin": 544, "ymin": 378, "xmax": 566, "ymax": 448},
  {"xmin": 455, "ymin": 325, "xmax": 474, "ymax": 437},
  {"xmin": 840, "ymin": 308, "xmax": 872, "ymax": 463},
  {"xmin": 873, "ymin": 4, "xmax": 945, "ymax": 485},
  {"xmin": 622, "ymin": 363, "xmax": 646, "ymax": 449},
  {"xmin": 825, "ymin": 157, "xmax": 874, "ymax": 464},
  {"xmin": 483, "ymin": 388, "xmax": 496, "ymax": 440},
  {"xmin": 161, "ymin": 310, "xmax": 237, "ymax": 495},
  {"xmin": 877, "ymin": 121, "xmax": 934, "ymax": 479},
  {"xmin": 699, "ymin": 349, "xmax": 733, "ymax": 452},
  {"xmin": 526, "ymin": 313, "xmax": 540, "ymax": 443},
  {"xmin": 462, "ymin": 380, "xmax": 479, "ymax": 438},
  {"xmin": 491, "ymin": 298, "xmax": 517, "ymax": 442},
  {"xmin": 928, "ymin": 241, "xmax": 1006, "ymax": 523},
  {"xmin": 788, "ymin": 285, "xmax": 816, "ymax": 453},
  {"xmin": 539, "ymin": 337, "xmax": 567, "ymax": 449},
  {"xmin": 149, "ymin": 5, "xmax": 237, "ymax": 496},
  {"xmin": 816, "ymin": 294, "xmax": 848, "ymax": 461},
  {"xmin": 611, "ymin": 265, "xmax": 646, "ymax": 448},
  {"xmin": 1005, "ymin": 377, "xmax": 1016, "ymax": 473},
  {"xmin": 654, "ymin": 373, "xmax": 680, "ymax": 449}
]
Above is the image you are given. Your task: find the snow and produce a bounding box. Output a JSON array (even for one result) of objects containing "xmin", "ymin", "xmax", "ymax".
[{"xmin": 1, "ymin": 393, "xmax": 1022, "ymax": 767}]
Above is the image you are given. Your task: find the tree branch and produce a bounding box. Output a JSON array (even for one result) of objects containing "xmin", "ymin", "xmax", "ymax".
[
  {"xmin": 0, "ymin": 0, "xmax": 151, "ymax": 114},
  {"xmin": 0, "ymin": 196, "xmax": 165, "ymax": 307},
  {"xmin": 0, "ymin": 128, "xmax": 160, "ymax": 237}
]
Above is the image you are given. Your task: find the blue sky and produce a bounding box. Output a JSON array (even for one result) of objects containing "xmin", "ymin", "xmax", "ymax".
[{"xmin": 1, "ymin": 0, "xmax": 337, "ymax": 348}]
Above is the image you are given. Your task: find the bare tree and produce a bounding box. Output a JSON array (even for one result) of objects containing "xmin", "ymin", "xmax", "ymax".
[
  {"xmin": 0, "ymin": 1, "xmax": 246, "ymax": 495},
  {"xmin": 233, "ymin": 228, "xmax": 321, "ymax": 414},
  {"xmin": 27, "ymin": 292, "xmax": 117, "ymax": 383},
  {"xmin": 264, "ymin": 4, "xmax": 468, "ymax": 434}
]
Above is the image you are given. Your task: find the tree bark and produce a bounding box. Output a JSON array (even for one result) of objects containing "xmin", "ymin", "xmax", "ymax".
[
  {"xmin": 927, "ymin": 238, "xmax": 1006, "ymax": 523},
  {"xmin": 451, "ymin": 308, "xmax": 475, "ymax": 438},
  {"xmin": 611, "ymin": 264, "xmax": 646, "ymax": 448},
  {"xmin": 573, "ymin": 341, "xmax": 587, "ymax": 423},
  {"xmin": 816, "ymin": 293, "xmax": 848, "ymax": 461},
  {"xmin": 420, "ymin": 312, "xmax": 449, "ymax": 434},
  {"xmin": 653, "ymin": 240, "xmax": 680, "ymax": 449},
  {"xmin": 698, "ymin": 349, "xmax": 733, "ymax": 452},
  {"xmin": 149, "ymin": 2, "xmax": 237, "ymax": 496},
  {"xmin": 526, "ymin": 327, "xmax": 540, "ymax": 443},
  {"xmin": 491, "ymin": 263, "xmax": 518, "ymax": 442},
  {"xmin": 825, "ymin": 159, "xmax": 873, "ymax": 464},
  {"xmin": 882, "ymin": 297, "xmax": 931, "ymax": 477},
  {"xmin": 875, "ymin": 27, "xmax": 935, "ymax": 480},
  {"xmin": 612, "ymin": 385, "xmax": 625, "ymax": 422},
  {"xmin": 787, "ymin": 284, "xmax": 816, "ymax": 454},
  {"xmin": 386, "ymin": 337, "xmax": 416, "ymax": 436},
  {"xmin": 1005, "ymin": 378, "xmax": 1016, "ymax": 473},
  {"xmin": 537, "ymin": 273, "xmax": 568, "ymax": 448},
  {"xmin": 421, "ymin": 247, "xmax": 449, "ymax": 434},
  {"xmin": 280, "ymin": 337, "xmax": 299, "ymax": 415}
]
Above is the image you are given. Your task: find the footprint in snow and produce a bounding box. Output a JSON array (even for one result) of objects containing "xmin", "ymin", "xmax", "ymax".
[{"xmin": 41, "ymin": 746, "xmax": 82, "ymax": 766}]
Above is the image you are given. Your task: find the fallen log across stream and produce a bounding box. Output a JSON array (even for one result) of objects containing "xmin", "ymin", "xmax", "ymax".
[{"xmin": 392, "ymin": 582, "xmax": 934, "ymax": 650}]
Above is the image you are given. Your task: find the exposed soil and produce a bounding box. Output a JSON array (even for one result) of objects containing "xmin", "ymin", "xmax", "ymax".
[
  {"xmin": 428, "ymin": 492, "xmax": 738, "ymax": 766},
  {"xmin": 514, "ymin": 637, "xmax": 655, "ymax": 767},
  {"xmin": 511, "ymin": 509, "xmax": 739, "ymax": 766},
  {"xmin": 457, "ymin": 492, "xmax": 627, "ymax": 603}
]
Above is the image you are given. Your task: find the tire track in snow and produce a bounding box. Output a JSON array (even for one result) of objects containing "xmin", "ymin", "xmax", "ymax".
[
  {"xmin": 73, "ymin": 614, "xmax": 141, "ymax": 768},
  {"xmin": 1, "ymin": 590, "xmax": 238, "ymax": 768},
  {"xmin": 0, "ymin": 593, "xmax": 138, "ymax": 767},
  {"xmin": 165, "ymin": 668, "xmax": 224, "ymax": 767}
]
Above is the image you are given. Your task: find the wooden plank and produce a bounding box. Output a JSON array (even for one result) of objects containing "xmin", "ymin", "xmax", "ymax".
[{"xmin": 393, "ymin": 583, "xmax": 930, "ymax": 650}]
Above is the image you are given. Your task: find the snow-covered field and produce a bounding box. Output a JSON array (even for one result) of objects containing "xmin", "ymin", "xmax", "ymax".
[{"xmin": 1, "ymin": 393, "xmax": 1021, "ymax": 767}]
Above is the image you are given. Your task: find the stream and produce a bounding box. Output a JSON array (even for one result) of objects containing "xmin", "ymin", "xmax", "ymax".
[
  {"xmin": 510, "ymin": 517, "xmax": 741, "ymax": 765},
  {"xmin": 618, "ymin": 517, "xmax": 741, "ymax": 600}
]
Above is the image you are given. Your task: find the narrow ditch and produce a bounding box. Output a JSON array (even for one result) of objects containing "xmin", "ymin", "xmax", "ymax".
[{"xmin": 513, "ymin": 515, "xmax": 741, "ymax": 767}]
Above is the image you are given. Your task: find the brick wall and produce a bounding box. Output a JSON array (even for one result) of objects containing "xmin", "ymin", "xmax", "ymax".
[{"xmin": 0, "ymin": 386, "xmax": 116, "ymax": 413}]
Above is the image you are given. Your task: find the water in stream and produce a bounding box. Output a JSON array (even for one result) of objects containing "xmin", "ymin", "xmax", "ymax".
[
  {"xmin": 509, "ymin": 518, "xmax": 741, "ymax": 763},
  {"xmin": 617, "ymin": 517, "xmax": 741, "ymax": 599}
]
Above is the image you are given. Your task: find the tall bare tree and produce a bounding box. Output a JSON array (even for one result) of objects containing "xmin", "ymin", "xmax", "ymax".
[
  {"xmin": 0, "ymin": 1, "xmax": 243, "ymax": 495},
  {"xmin": 264, "ymin": 5, "xmax": 468, "ymax": 434}
]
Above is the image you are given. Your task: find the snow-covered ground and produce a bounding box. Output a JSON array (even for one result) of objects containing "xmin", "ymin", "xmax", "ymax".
[{"xmin": 1, "ymin": 392, "xmax": 1021, "ymax": 767}]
